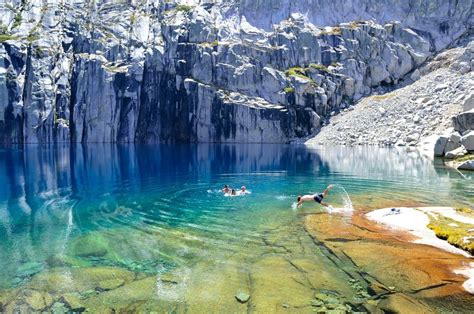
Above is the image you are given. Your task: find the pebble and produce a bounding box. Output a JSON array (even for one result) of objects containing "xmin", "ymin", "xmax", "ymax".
[{"xmin": 235, "ymin": 292, "xmax": 250, "ymax": 303}]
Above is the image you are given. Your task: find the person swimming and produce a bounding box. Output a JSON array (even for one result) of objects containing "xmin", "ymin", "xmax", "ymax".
[
  {"xmin": 222, "ymin": 185, "xmax": 230, "ymax": 194},
  {"xmin": 297, "ymin": 185, "xmax": 333, "ymax": 208}
]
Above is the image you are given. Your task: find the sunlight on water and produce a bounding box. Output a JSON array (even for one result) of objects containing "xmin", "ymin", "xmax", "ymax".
[{"xmin": 0, "ymin": 144, "xmax": 472, "ymax": 312}]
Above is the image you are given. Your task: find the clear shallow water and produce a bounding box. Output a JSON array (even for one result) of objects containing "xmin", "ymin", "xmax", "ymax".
[{"xmin": 0, "ymin": 144, "xmax": 473, "ymax": 311}]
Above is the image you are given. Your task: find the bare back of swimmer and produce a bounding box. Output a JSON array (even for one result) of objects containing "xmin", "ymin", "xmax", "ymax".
[{"xmin": 297, "ymin": 185, "xmax": 333, "ymax": 208}]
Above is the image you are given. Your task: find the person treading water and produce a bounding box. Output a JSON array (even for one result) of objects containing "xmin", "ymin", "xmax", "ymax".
[{"xmin": 297, "ymin": 185, "xmax": 333, "ymax": 208}]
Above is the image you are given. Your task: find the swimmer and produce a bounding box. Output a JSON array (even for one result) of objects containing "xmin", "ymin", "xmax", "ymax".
[
  {"xmin": 297, "ymin": 185, "xmax": 333, "ymax": 208},
  {"xmin": 241, "ymin": 186, "xmax": 247, "ymax": 194},
  {"xmin": 231, "ymin": 189, "xmax": 237, "ymax": 196},
  {"xmin": 222, "ymin": 185, "xmax": 230, "ymax": 194}
]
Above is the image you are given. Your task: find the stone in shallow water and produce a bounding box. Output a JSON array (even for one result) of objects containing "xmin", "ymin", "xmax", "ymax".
[
  {"xmin": 235, "ymin": 292, "xmax": 250, "ymax": 303},
  {"xmin": 71, "ymin": 233, "xmax": 110, "ymax": 258},
  {"xmin": 51, "ymin": 302, "xmax": 69, "ymax": 314},
  {"xmin": 97, "ymin": 278, "xmax": 125, "ymax": 291},
  {"xmin": 22, "ymin": 289, "xmax": 53, "ymax": 311},
  {"xmin": 63, "ymin": 293, "xmax": 86, "ymax": 311},
  {"xmin": 17, "ymin": 262, "xmax": 44, "ymax": 278},
  {"xmin": 27, "ymin": 266, "xmax": 135, "ymax": 295}
]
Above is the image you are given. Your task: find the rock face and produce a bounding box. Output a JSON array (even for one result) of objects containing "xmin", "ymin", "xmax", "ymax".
[
  {"xmin": 307, "ymin": 39, "xmax": 474, "ymax": 147},
  {"xmin": 0, "ymin": 0, "xmax": 471, "ymax": 143}
]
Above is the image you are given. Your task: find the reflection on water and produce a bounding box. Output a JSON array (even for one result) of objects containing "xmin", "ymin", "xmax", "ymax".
[{"xmin": 0, "ymin": 144, "xmax": 472, "ymax": 311}]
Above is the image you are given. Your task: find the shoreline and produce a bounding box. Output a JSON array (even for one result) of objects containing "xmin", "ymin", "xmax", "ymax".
[{"xmin": 366, "ymin": 207, "xmax": 473, "ymax": 294}]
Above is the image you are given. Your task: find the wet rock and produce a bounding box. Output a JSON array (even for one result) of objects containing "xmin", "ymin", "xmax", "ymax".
[
  {"xmin": 63, "ymin": 293, "xmax": 86, "ymax": 311},
  {"xmin": 23, "ymin": 289, "xmax": 52, "ymax": 311},
  {"xmin": 28, "ymin": 267, "xmax": 135, "ymax": 295},
  {"xmin": 71, "ymin": 233, "xmax": 110, "ymax": 258},
  {"xmin": 51, "ymin": 302, "xmax": 69, "ymax": 314},
  {"xmin": 235, "ymin": 292, "xmax": 250, "ymax": 303},
  {"xmin": 378, "ymin": 293, "xmax": 433, "ymax": 313},
  {"xmin": 46, "ymin": 255, "xmax": 73, "ymax": 268},
  {"xmin": 458, "ymin": 160, "xmax": 474, "ymax": 171}
]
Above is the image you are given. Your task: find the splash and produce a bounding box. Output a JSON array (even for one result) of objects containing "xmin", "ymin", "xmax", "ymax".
[{"xmin": 329, "ymin": 184, "xmax": 353, "ymax": 212}]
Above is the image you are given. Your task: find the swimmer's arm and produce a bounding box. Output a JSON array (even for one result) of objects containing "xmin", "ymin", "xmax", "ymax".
[
  {"xmin": 322, "ymin": 185, "xmax": 333, "ymax": 197},
  {"xmin": 320, "ymin": 201, "xmax": 329, "ymax": 207}
]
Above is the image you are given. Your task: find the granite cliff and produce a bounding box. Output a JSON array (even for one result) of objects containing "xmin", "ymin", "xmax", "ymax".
[{"xmin": 0, "ymin": 0, "xmax": 472, "ymax": 143}]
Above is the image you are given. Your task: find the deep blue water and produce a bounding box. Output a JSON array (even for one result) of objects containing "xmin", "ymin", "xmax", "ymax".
[{"xmin": 0, "ymin": 144, "xmax": 472, "ymax": 291}]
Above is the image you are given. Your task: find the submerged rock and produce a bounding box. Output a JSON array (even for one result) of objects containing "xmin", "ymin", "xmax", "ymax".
[
  {"xmin": 235, "ymin": 292, "xmax": 250, "ymax": 303},
  {"xmin": 17, "ymin": 262, "xmax": 44, "ymax": 278}
]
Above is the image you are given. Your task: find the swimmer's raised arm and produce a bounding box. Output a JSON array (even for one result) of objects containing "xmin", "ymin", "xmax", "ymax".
[{"xmin": 322, "ymin": 184, "xmax": 334, "ymax": 197}]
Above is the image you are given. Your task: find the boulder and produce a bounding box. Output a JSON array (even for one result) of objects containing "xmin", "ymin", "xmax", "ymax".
[
  {"xmin": 453, "ymin": 110, "xmax": 474, "ymax": 133},
  {"xmin": 458, "ymin": 160, "xmax": 474, "ymax": 171},
  {"xmin": 461, "ymin": 131, "xmax": 474, "ymax": 151},
  {"xmin": 410, "ymin": 69, "xmax": 420, "ymax": 81},
  {"xmin": 433, "ymin": 135, "xmax": 449, "ymax": 156},
  {"xmin": 464, "ymin": 93, "xmax": 474, "ymax": 112},
  {"xmin": 450, "ymin": 132, "xmax": 461, "ymax": 143},
  {"xmin": 444, "ymin": 146, "xmax": 467, "ymax": 159},
  {"xmin": 444, "ymin": 139, "xmax": 461, "ymax": 153}
]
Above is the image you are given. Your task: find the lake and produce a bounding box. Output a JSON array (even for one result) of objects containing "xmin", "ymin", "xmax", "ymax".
[{"xmin": 0, "ymin": 144, "xmax": 472, "ymax": 312}]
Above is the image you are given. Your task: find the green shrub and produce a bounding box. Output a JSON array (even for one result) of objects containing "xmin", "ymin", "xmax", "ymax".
[
  {"xmin": 283, "ymin": 87, "xmax": 295, "ymax": 93},
  {"xmin": 12, "ymin": 13, "xmax": 22, "ymax": 29},
  {"xmin": 285, "ymin": 66, "xmax": 310, "ymax": 80},
  {"xmin": 0, "ymin": 34, "xmax": 17, "ymax": 42},
  {"xmin": 175, "ymin": 5, "xmax": 193, "ymax": 13},
  {"xmin": 309, "ymin": 63, "xmax": 330, "ymax": 73}
]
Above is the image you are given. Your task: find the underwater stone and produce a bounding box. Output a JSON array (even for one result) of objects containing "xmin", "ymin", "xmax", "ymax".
[
  {"xmin": 97, "ymin": 278, "xmax": 125, "ymax": 291},
  {"xmin": 63, "ymin": 293, "xmax": 86, "ymax": 311},
  {"xmin": 23, "ymin": 289, "xmax": 49, "ymax": 311},
  {"xmin": 235, "ymin": 292, "xmax": 250, "ymax": 303},
  {"xmin": 51, "ymin": 302, "xmax": 69, "ymax": 314},
  {"xmin": 71, "ymin": 233, "xmax": 110, "ymax": 258},
  {"xmin": 17, "ymin": 262, "xmax": 44, "ymax": 278}
]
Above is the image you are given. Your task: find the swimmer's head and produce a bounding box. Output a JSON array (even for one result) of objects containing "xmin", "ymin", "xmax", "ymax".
[
  {"xmin": 297, "ymin": 196, "xmax": 301, "ymax": 202},
  {"xmin": 241, "ymin": 186, "xmax": 246, "ymax": 192},
  {"xmin": 231, "ymin": 189, "xmax": 236, "ymax": 195},
  {"xmin": 224, "ymin": 185, "xmax": 228, "ymax": 188}
]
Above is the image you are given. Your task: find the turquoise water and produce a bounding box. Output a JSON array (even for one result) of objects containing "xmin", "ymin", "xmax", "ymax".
[{"xmin": 0, "ymin": 144, "xmax": 472, "ymax": 311}]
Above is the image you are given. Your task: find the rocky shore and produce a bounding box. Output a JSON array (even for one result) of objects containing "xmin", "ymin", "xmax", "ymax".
[{"xmin": 307, "ymin": 38, "xmax": 473, "ymax": 150}]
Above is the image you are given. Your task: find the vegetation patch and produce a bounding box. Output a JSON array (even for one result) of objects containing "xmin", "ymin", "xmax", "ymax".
[
  {"xmin": 283, "ymin": 86, "xmax": 295, "ymax": 93},
  {"xmin": 12, "ymin": 12, "xmax": 22, "ymax": 29},
  {"xmin": 370, "ymin": 93, "xmax": 394, "ymax": 101},
  {"xmin": 309, "ymin": 63, "xmax": 331, "ymax": 73},
  {"xmin": 427, "ymin": 214, "xmax": 474, "ymax": 254},
  {"xmin": 199, "ymin": 40, "xmax": 219, "ymax": 48},
  {"xmin": 285, "ymin": 66, "xmax": 310, "ymax": 80},
  {"xmin": 455, "ymin": 207, "xmax": 473, "ymax": 214},
  {"xmin": 453, "ymin": 153, "xmax": 474, "ymax": 163},
  {"xmin": 0, "ymin": 34, "xmax": 18, "ymax": 42},
  {"xmin": 175, "ymin": 5, "xmax": 193, "ymax": 13}
]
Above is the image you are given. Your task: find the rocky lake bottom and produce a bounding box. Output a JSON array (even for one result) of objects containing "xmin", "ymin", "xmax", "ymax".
[{"xmin": 0, "ymin": 144, "xmax": 473, "ymax": 313}]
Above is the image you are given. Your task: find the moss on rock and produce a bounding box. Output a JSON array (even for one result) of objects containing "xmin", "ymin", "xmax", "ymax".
[{"xmin": 427, "ymin": 215, "xmax": 474, "ymax": 254}]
